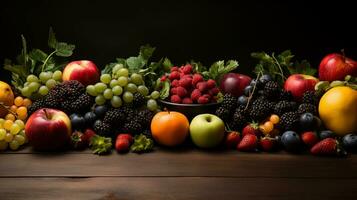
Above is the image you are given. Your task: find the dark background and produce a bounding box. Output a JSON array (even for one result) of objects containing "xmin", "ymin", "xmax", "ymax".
[{"xmin": 1, "ymin": 0, "xmax": 356, "ymax": 82}]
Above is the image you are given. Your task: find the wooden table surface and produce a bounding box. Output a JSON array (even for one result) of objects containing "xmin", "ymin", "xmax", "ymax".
[{"xmin": 1, "ymin": 147, "xmax": 357, "ymax": 200}]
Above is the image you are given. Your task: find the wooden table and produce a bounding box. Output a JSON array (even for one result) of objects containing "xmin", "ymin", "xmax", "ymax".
[{"xmin": 1, "ymin": 147, "xmax": 357, "ymax": 200}]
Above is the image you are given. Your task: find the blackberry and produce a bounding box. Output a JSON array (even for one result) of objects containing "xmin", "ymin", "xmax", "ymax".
[
  {"xmin": 120, "ymin": 105, "xmax": 135, "ymax": 119},
  {"xmin": 302, "ymin": 91, "xmax": 318, "ymax": 105},
  {"xmin": 273, "ymin": 101, "xmax": 297, "ymax": 116},
  {"xmin": 263, "ymin": 81, "xmax": 280, "ymax": 99},
  {"xmin": 249, "ymin": 97, "xmax": 273, "ymax": 121},
  {"xmin": 43, "ymin": 80, "xmax": 88, "ymax": 114},
  {"xmin": 28, "ymin": 99, "xmax": 46, "ymax": 115},
  {"xmin": 43, "ymin": 95, "xmax": 61, "ymax": 109},
  {"xmin": 221, "ymin": 93, "xmax": 238, "ymax": 110},
  {"xmin": 279, "ymin": 111, "xmax": 299, "ymax": 131},
  {"xmin": 103, "ymin": 108, "xmax": 126, "ymax": 125},
  {"xmin": 233, "ymin": 110, "xmax": 248, "ymax": 129},
  {"xmin": 215, "ymin": 107, "xmax": 231, "ymax": 121},
  {"xmin": 122, "ymin": 121, "xmax": 143, "ymax": 134},
  {"xmin": 71, "ymin": 94, "xmax": 94, "ymax": 113},
  {"xmin": 136, "ymin": 109, "xmax": 154, "ymax": 128},
  {"xmin": 93, "ymin": 120, "xmax": 112, "ymax": 136},
  {"xmin": 226, "ymin": 120, "xmax": 240, "ymax": 131},
  {"xmin": 279, "ymin": 90, "xmax": 294, "ymax": 101},
  {"xmin": 132, "ymin": 93, "xmax": 146, "ymax": 107},
  {"xmin": 298, "ymin": 103, "xmax": 317, "ymax": 115}
]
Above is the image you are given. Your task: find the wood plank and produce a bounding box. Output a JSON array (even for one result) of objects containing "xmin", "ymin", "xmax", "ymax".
[
  {"xmin": 1, "ymin": 150, "xmax": 356, "ymax": 178},
  {"xmin": 1, "ymin": 177, "xmax": 356, "ymax": 200}
]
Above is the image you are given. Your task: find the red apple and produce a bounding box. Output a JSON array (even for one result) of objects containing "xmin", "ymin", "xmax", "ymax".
[
  {"xmin": 284, "ymin": 74, "xmax": 319, "ymax": 101},
  {"xmin": 62, "ymin": 60, "xmax": 100, "ymax": 86},
  {"xmin": 319, "ymin": 53, "xmax": 357, "ymax": 81},
  {"xmin": 220, "ymin": 73, "xmax": 252, "ymax": 97},
  {"xmin": 25, "ymin": 108, "xmax": 72, "ymax": 151}
]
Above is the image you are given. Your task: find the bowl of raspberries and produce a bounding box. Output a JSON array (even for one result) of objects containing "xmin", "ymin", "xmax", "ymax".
[{"xmin": 159, "ymin": 64, "xmax": 221, "ymax": 119}]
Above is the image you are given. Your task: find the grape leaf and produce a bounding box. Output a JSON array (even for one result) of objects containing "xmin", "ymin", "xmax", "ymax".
[
  {"xmin": 139, "ymin": 45, "xmax": 156, "ymax": 61},
  {"xmin": 55, "ymin": 42, "xmax": 75, "ymax": 57},
  {"xmin": 159, "ymin": 80, "xmax": 170, "ymax": 100},
  {"xmin": 48, "ymin": 27, "xmax": 57, "ymax": 49},
  {"xmin": 29, "ymin": 49, "xmax": 48, "ymax": 62},
  {"xmin": 289, "ymin": 60, "xmax": 317, "ymax": 76}
]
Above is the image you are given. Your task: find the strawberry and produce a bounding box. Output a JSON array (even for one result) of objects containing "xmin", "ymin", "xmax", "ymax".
[
  {"xmin": 242, "ymin": 122, "xmax": 261, "ymax": 137},
  {"xmin": 311, "ymin": 138, "xmax": 344, "ymax": 156},
  {"xmin": 118, "ymin": 134, "xmax": 134, "ymax": 144},
  {"xmin": 237, "ymin": 134, "xmax": 258, "ymax": 151},
  {"xmin": 115, "ymin": 137, "xmax": 130, "ymax": 153},
  {"xmin": 83, "ymin": 128, "xmax": 96, "ymax": 143},
  {"xmin": 225, "ymin": 131, "xmax": 241, "ymax": 149},
  {"xmin": 301, "ymin": 131, "xmax": 319, "ymax": 147},
  {"xmin": 71, "ymin": 131, "xmax": 87, "ymax": 150},
  {"xmin": 260, "ymin": 136, "xmax": 277, "ymax": 152}
]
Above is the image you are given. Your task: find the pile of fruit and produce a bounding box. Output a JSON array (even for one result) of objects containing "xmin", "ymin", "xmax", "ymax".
[{"xmin": 1, "ymin": 29, "xmax": 356, "ymax": 156}]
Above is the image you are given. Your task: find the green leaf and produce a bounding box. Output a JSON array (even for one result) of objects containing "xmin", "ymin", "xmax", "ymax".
[
  {"xmin": 48, "ymin": 27, "xmax": 57, "ymax": 49},
  {"xmin": 126, "ymin": 56, "xmax": 146, "ymax": 72},
  {"xmin": 21, "ymin": 35, "xmax": 28, "ymax": 67},
  {"xmin": 190, "ymin": 60, "xmax": 207, "ymax": 73},
  {"xmin": 159, "ymin": 80, "xmax": 170, "ymax": 100},
  {"xmin": 55, "ymin": 42, "xmax": 75, "ymax": 57},
  {"xmin": 251, "ymin": 52, "xmax": 273, "ymax": 63},
  {"xmin": 208, "ymin": 60, "xmax": 238, "ymax": 81},
  {"xmin": 162, "ymin": 57, "xmax": 173, "ymax": 69},
  {"xmin": 116, "ymin": 58, "xmax": 126, "ymax": 65},
  {"xmin": 139, "ymin": 45, "xmax": 156, "ymax": 61},
  {"xmin": 130, "ymin": 134, "xmax": 154, "ymax": 153},
  {"xmin": 290, "ymin": 60, "xmax": 317, "ymax": 76},
  {"xmin": 29, "ymin": 49, "xmax": 48, "ymax": 62}
]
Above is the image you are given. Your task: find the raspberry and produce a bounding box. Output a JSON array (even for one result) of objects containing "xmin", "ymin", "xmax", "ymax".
[
  {"xmin": 170, "ymin": 95, "xmax": 182, "ymax": 103},
  {"xmin": 203, "ymin": 94, "xmax": 211, "ymax": 100},
  {"xmin": 209, "ymin": 87, "xmax": 220, "ymax": 96},
  {"xmin": 197, "ymin": 96, "xmax": 209, "ymax": 104},
  {"xmin": 191, "ymin": 89, "xmax": 202, "ymax": 102},
  {"xmin": 179, "ymin": 78, "xmax": 192, "ymax": 89},
  {"xmin": 182, "ymin": 64, "xmax": 193, "ymax": 74},
  {"xmin": 170, "ymin": 87, "xmax": 178, "ymax": 95},
  {"xmin": 169, "ymin": 71, "xmax": 180, "ymax": 80},
  {"xmin": 176, "ymin": 86, "xmax": 188, "ymax": 97},
  {"xmin": 171, "ymin": 79, "xmax": 179, "ymax": 87},
  {"xmin": 182, "ymin": 97, "xmax": 193, "ymax": 104},
  {"xmin": 196, "ymin": 82, "xmax": 208, "ymax": 92},
  {"xmin": 207, "ymin": 79, "xmax": 216, "ymax": 89},
  {"xmin": 192, "ymin": 74, "xmax": 204, "ymax": 86},
  {"xmin": 171, "ymin": 67, "xmax": 179, "ymax": 72},
  {"xmin": 160, "ymin": 75, "xmax": 167, "ymax": 82}
]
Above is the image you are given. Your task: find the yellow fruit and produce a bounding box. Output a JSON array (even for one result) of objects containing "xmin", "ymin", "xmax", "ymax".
[
  {"xmin": 14, "ymin": 96, "xmax": 24, "ymax": 107},
  {"xmin": 319, "ymin": 86, "xmax": 357, "ymax": 136},
  {"xmin": 0, "ymin": 81, "xmax": 15, "ymax": 118}
]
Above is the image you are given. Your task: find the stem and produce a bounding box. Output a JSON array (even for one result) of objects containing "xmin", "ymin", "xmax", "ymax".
[
  {"xmin": 41, "ymin": 50, "xmax": 57, "ymax": 72},
  {"xmin": 43, "ymin": 108, "xmax": 50, "ymax": 119},
  {"xmin": 272, "ymin": 54, "xmax": 286, "ymax": 81},
  {"xmin": 245, "ymin": 72, "xmax": 262, "ymax": 110}
]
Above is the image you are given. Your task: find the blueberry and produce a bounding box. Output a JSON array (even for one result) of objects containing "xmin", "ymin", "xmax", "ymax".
[
  {"xmin": 237, "ymin": 95, "xmax": 248, "ymax": 106},
  {"xmin": 84, "ymin": 112, "xmax": 97, "ymax": 126},
  {"xmin": 281, "ymin": 131, "xmax": 301, "ymax": 152},
  {"xmin": 244, "ymin": 85, "xmax": 254, "ymax": 96},
  {"xmin": 259, "ymin": 74, "xmax": 272, "ymax": 85},
  {"xmin": 299, "ymin": 113, "xmax": 318, "ymax": 131},
  {"xmin": 319, "ymin": 130, "xmax": 335, "ymax": 140},
  {"xmin": 94, "ymin": 105, "xmax": 108, "ymax": 118},
  {"xmin": 249, "ymin": 79, "xmax": 261, "ymax": 88},
  {"xmin": 342, "ymin": 134, "xmax": 357, "ymax": 152},
  {"xmin": 70, "ymin": 114, "xmax": 86, "ymax": 131}
]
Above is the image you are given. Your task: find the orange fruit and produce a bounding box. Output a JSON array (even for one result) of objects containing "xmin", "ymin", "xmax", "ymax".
[
  {"xmin": 319, "ymin": 86, "xmax": 357, "ymax": 136},
  {"xmin": 23, "ymin": 98, "xmax": 32, "ymax": 107},
  {"xmin": 14, "ymin": 96, "xmax": 24, "ymax": 107},
  {"xmin": 151, "ymin": 111, "xmax": 189, "ymax": 147},
  {"xmin": 0, "ymin": 81, "xmax": 15, "ymax": 117}
]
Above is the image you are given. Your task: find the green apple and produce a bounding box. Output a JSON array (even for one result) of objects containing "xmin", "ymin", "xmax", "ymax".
[{"xmin": 189, "ymin": 114, "xmax": 225, "ymax": 148}]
